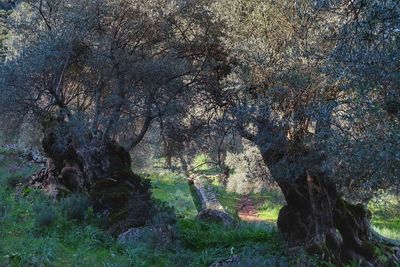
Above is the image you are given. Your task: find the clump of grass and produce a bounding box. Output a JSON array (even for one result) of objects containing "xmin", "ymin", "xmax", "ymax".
[
  {"xmin": 258, "ymin": 206, "xmax": 280, "ymax": 222},
  {"xmin": 178, "ymin": 219, "xmax": 280, "ymax": 250},
  {"xmin": 60, "ymin": 193, "xmax": 90, "ymax": 222},
  {"xmin": 2, "ymin": 173, "xmax": 25, "ymax": 189},
  {"xmin": 33, "ymin": 202, "xmax": 57, "ymax": 228},
  {"xmin": 230, "ymin": 245, "xmax": 289, "ymax": 267}
]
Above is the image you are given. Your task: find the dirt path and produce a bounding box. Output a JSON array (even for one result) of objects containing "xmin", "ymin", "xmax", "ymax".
[{"xmin": 237, "ymin": 196, "xmax": 264, "ymax": 222}]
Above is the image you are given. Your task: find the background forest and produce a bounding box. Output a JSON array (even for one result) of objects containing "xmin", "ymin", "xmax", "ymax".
[{"xmin": 0, "ymin": 0, "xmax": 399, "ymax": 266}]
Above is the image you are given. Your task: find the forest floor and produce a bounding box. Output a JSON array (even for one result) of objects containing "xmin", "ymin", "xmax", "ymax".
[
  {"xmin": 0, "ymin": 150, "xmax": 399, "ymax": 266},
  {"xmin": 0, "ymin": 152, "xmax": 301, "ymax": 266},
  {"xmin": 237, "ymin": 196, "xmax": 264, "ymax": 222}
]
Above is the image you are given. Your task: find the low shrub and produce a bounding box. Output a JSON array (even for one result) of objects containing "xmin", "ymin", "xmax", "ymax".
[
  {"xmin": 128, "ymin": 201, "xmax": 180, "ymax": 250},
  {"xmin": 33, "ymin": 202, "xmax": 57, "ymax": 228},
  {"xmin": 61, "ymin": 193, "xmax": 90, "ymax": 222}
]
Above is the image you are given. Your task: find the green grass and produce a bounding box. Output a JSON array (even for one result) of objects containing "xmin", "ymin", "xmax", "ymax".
[
  {"xmin": 205, "ymin": 174, "xmax": 284, "ymax": 222},
  {"xmin": 253, "ymin": 189, "xmax": 285, "ymax": 222},
  {"xmin": 0, "ymin": 167, "xmax": 124, "ymax": 266},
  {"xmin": 369, "ymin": 194, "xmax": 400, "ymax": 240},
  {"xmin": 257, "ymin": 207, "xmax": 280, "ymax": 222},
  {"xmin": 212, "ymin": 185, "xmax": 241, "ymax": 217},
  {"xmin": 191, "ymin": 154, "xmax": 222, "ymax": 175},
  {"xmin": 178, "ymin": 219, "xmax": 279, "ymax": 250},
  {"xmin": 0, "ymin": 181, "xmax": 287, "ymax": 266},
  {"xmin": 202, "ymin": 169, "xmax": 400, "ymax": 242},
  {"xmin": 147, "ymin": 172, "xmax": 198, "ymax": 218},
  {"xmin": 1, "ymin": 152, "xmax": 399, "ymax": 266},
  {"xmin": 0, "ymin": 153, "xmax": 296, "ymax": 266},
  {"xmin": 0, "ymin": 157, "xmax": 127, "ymax": 266}
]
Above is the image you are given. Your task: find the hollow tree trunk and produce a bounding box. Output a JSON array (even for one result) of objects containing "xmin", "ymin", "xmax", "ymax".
[
  {"xmin": 262, "ymin": 143, "xmax": 400, "ymax": 266},
  {"xmin": 31, "ymin": 121, "xmax": 153, "ymax": 235}
]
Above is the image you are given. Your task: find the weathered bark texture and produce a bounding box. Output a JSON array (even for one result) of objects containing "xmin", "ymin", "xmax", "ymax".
[
  {"xmin": 31, "ymin": 121, "xmax": 153, "ymax": 234},
  {"xmin": 262, "ymin": 142, "xmax": 400, "ymax": 266}
]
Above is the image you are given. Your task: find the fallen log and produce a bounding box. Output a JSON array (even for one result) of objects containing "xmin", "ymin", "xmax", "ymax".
[{"xmin": 188, "ymin": 174, "xmax": 234, "ymax": 225}]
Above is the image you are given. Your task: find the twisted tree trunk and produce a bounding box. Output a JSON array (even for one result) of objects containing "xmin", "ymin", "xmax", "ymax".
[
  {"xmin": 262, "ymin": 141, "xmax": 400, "ymax": 266},
  {"xmin": 31, "ymin": 120, "xmax": 153, "ymax": 234}
]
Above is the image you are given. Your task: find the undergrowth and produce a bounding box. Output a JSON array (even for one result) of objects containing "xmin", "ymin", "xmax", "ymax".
[
  {"xmin": 0, "ymin": 158, "xmax": 292, "ymax": 266},
  {"xmin": 0, "ymin": 154, "xmax": 398, "ymax": 266}
]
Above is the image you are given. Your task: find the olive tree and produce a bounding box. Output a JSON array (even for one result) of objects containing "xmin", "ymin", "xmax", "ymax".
[
  {"xmin": 214, "ymin": 0, "xmax": 400, "ymax": 264},
  {"xmin": 0, "ymin": 0, "xmax": 225, "ymax": 233}
]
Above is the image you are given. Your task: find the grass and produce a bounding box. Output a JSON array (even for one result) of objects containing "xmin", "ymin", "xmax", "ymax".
[
  {"xmin": 212, "ymin": 185, "xmax": 241, "ymax": 217},
  {"xmin": 1, "ymin": 151, "xmax": 399, "ymax": 266},
  {"xmin": 201, "ymin": 166, "xmax": 400, "ymax": 242},
  {"xmin": 0, "ymin": 161, "xmax": 124, "ymax": 266},
  {"xmin": 178, "ymin": 219, "xmax": 279, "ymax": 250},
  {"xmin": 369, "ymin": 194, "xmax": 400, "ymax": 240},
  {"xmin": 204, "ymin": 173, "xmax": 284, "ymax": 222},
  {"xmin": 253, "ymin": 189, "xmax": 285, "ymax": 222},
  {"xmin": 147, "ymin": 171, "xmax": 198, "ymax": 218},
  {"xmin": 0, "ymin": 154, "xmax": 292, "ymax": 266},
  {"xmin": 0, "ymin": 184, "xmax": 288, "ymax": 266}
]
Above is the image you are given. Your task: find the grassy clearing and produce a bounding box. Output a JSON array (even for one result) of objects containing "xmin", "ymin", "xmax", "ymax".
[{"xmin": 213, "ymin": 186, "xmax": 284, "ymax": 223}]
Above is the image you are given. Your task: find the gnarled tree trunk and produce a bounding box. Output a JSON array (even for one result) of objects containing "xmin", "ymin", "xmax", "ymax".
[
  {"xmin": 31, "ymin": 121, "xmax": 153, "ymax": 234},
  {"xmin": 262, "ymin": 141, "xmax": 400, "ymax": 266}
]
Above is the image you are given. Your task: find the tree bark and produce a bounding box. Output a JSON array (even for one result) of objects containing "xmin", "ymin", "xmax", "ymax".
[
  {"xmin": 32, "ymin": 120, "xmax": 153, "ymax": 235},
  {"xmin": 165, "ymin": 153, "xmax": 172, "ymax": 169},
  {"xmin": 262, "ymin": 142, "xmax": 400, "ymax": 266}
]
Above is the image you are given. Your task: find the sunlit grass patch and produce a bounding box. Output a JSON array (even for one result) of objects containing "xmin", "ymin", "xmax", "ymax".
[
  {"xmin": 147, "ymin": 172, "xmax": 198, "ymax": 218},
  {"xmin": 372, "ymin": 226, "xmax": 400, "ymax": 241},
  {"xmin": 371, "ymin": 215, "xmax": 400, "ymax": 240},
  {"xmin": 252, "ymin": 189, "xmax": 284, "ymax": 222},
  {"xmin": 369, "ymin": 193, "xmax": 400, "ymax": 240},
  {"xmin": 258, "ymin": 207, "xmax": 280, "ymax": 222}
]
